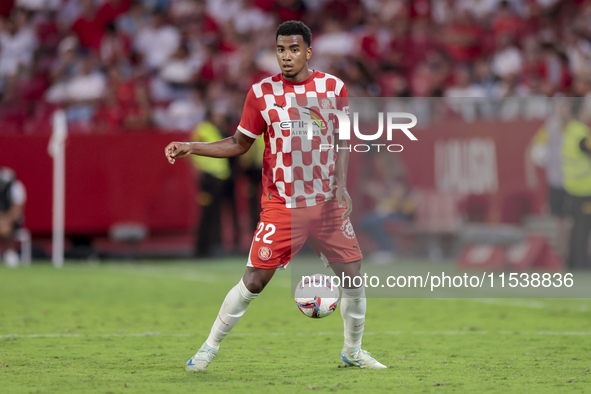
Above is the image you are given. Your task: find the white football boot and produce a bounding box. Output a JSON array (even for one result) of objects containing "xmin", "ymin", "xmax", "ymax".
[
  {"xmin": 340, "ymin": 346, "xmax": 387, "ymax": 369},
  {"xmin": 186, "ymin": 343, "xmax": 217, "ymax": 371}
]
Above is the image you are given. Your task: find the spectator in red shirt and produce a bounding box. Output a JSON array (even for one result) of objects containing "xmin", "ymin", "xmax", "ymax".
[
  {"xmin": 440, "ymin": 9, "xmax": 485, "ymax": 64},
  {"xmin": 94, "ymin": 87, "xmax": 126, "ymax": 129},
  {"xmin": 492, "ymin": 0, "xmax": 523, "ymax": 41},
  {"xmin": 356, "ymin": 12, "xmax": 386, "ymax": 68},
  {"xmin": 35, "ymin": 10, "xmax": 60, "ymax": 49},
  {"xmin": 406, "ymin": 18, "xmax": 439, "ymax": 71},
  {"xmin": 520, "ymin": 36, "xmax": 545, "ymax": 82},
  {"xmin": 106, "ymin": 66, "xmax": 135, "ymax": 108},
  {"xmin": 71, "ymin": 0, "xmax": 104, "ymax": 51},
  {"xmin": 123, "ymin": 84, "xmax": 152, "ymax": 129},
  {"xmin": 97, "ymin": 0, "xmax": 131, "ymax": 27},
  {"xmin": 383, "ymin": 15, "xmax": 410, "ymax": 75}
]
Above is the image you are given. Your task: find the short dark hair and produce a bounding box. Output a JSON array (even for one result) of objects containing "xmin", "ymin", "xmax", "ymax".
[{"xmin": 276, "ymin": 21, "xmax": 312, "ymax": 47}]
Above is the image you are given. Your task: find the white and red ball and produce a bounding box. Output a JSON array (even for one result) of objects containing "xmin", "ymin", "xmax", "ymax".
[{"xmin": 294, "ymin": 273, "xmax": 340, "ymax": 318}]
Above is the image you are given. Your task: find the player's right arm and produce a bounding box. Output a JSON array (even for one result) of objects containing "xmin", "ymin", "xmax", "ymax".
[{"xmin": 165, "ymin": 131, "xmax": 255, "ymax": 164}]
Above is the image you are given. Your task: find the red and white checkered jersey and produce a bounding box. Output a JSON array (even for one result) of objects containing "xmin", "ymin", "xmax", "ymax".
[{"xmin": 238, "ymin": 70, "xmax": 348, "ymax": 209}]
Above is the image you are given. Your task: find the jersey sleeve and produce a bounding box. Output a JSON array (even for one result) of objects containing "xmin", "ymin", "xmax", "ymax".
[{"xmin": 238, "ymin": 87, "xmax": 266, "ymax": 139}]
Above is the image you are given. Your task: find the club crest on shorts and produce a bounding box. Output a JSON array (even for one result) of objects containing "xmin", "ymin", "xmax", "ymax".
[
  {"xmin": 258, "ymin": 246, "xmax": 272, "ymax": 261},
  {"xmin": 340, "ymin": 218, "xmax": 355, "ymax": 240}
]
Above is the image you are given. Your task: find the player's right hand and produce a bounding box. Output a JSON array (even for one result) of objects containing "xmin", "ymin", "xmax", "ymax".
[{"xmin": 165, "ymin": 142, "xmax": 191, "ymax": 164}]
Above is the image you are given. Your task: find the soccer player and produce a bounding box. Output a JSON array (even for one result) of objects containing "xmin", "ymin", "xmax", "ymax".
[{"xmin": 165, "ymin": 21, "xmax": 386, "ymax": 370}]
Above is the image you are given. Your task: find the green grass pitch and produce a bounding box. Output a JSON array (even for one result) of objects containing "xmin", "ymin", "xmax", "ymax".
[{"xmin": 1, "ymin": 259, "xmax": 590, "ymax": 393}]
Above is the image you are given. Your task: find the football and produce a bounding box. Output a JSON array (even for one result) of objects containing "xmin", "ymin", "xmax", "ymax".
[{"xmin": 294, "ymin": 273, "xmax": 340, "ymax": 318}]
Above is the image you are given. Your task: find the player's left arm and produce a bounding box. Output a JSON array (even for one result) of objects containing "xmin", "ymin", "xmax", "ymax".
[
  {"xmin": 335, "ymin": 131, "xmax": 352, "ymax": 219},
  {"xmin": 334, "ymin": 82, "xmax": 352, "ymax": 219}
]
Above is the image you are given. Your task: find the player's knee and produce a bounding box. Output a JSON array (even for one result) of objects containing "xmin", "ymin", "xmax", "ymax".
[{"xmin": 243, "ymin": 276, "xmax": 268, "ymax": 293}]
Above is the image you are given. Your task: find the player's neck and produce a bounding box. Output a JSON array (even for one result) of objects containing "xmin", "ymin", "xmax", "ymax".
[{"xmin": 282, "ymin": 68, "xmax": 313, "ymax": 83}]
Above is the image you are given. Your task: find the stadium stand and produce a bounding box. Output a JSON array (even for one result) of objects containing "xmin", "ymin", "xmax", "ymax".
[{"xmin": 1, "ymin": 0, "xmax": 591, "ymax": 134}]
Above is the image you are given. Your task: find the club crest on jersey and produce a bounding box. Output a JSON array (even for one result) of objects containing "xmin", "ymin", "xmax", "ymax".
[
  {"xmin": 319, "ymin": 98, "xmax": 333, "ymax": 109},
  {"xmin": 340, "ymin": 218, "xmax": 355, "ymax": 240},
  {"xmin": 258, "ymin": 246, "xmax": 272, "ymax": 261}
]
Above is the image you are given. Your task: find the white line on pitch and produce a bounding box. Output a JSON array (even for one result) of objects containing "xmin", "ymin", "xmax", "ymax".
[
  {"xmin": 0, "ymin": 332, "xmax": 190, "ymax": 339},
  {"xmin": 230, "ymin": 330, "xmax": 591, "ymax": 336},
  {"xmin": 3, "ymin": 330, "xmax": 591, "ymax": 339}
]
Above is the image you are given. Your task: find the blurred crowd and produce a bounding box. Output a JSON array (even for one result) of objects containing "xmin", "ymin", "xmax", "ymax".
[{"xmin": 2, "ymin": 0, "xmax": 591, "ymax": 133}]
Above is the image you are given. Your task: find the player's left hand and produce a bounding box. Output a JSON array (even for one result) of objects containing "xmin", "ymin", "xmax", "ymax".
[{"xmin": 336, "ymin": 187, "xmax": 353, "ymax": 219}]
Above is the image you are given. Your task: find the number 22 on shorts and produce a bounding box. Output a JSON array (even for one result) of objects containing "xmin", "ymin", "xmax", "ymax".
[{"xmin": 255, "ymin": 222, "xmax": 276, "ymax": 244}]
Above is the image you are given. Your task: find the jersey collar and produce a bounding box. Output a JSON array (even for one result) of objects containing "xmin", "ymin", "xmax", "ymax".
[{"xmin": 280, "ymin": 70, "xmax": 318, "ymax": 86}]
